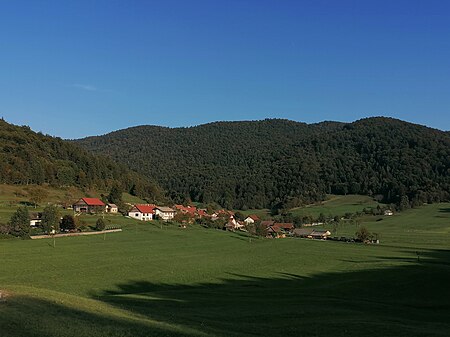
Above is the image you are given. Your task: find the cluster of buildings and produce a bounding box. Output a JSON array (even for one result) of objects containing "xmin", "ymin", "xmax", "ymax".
[{"xmin": 68, "ymin": 198, "xmax": 332, "ymax": 240}]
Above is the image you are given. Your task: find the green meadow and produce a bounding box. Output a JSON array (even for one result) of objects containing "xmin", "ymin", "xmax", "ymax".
[{"xmin": 0, "ymin": 188, "xmax": 449, "ymax": 336}]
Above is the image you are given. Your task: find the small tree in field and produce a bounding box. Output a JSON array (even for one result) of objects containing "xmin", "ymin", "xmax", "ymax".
[
  {"xmin": 356, "ymin": 226, "xmax": 371, "ymax": 242},
  {"xmin": 8, "ymin": 207, "xmax": 30, "ymax": 238},
  {"xmin": 96, "ymin": 218, "xmax": 106, "ymax": 231},
  {"xmin": 41, "ymin": 205, "xmax": 60, "ymax": 234}
]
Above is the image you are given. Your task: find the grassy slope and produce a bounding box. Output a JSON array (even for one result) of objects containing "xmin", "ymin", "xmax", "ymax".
[
  {"xmin": 1, "ymin": 203, "xmax": 450, "ymax": 336},
  {"xmin": 239, "ymin": 194, "xmax": 382, "ymax": 219},
  {"xmin": 290, "ymin": 194, "xmax": 381, "ymax": 218},
  {"xmin": 0, "ymin": 184, "xmax": 146, "ymax": 223}
]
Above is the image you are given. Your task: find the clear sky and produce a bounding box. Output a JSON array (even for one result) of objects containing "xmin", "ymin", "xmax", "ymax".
[{"xmin": 0, "ymin": 0, "xmax": 449, "ymax": 138}]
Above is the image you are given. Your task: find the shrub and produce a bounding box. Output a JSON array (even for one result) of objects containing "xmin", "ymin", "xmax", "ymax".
[{"xmin": 96, "ymin": 218, "xmax": 106, "ymax": 231}]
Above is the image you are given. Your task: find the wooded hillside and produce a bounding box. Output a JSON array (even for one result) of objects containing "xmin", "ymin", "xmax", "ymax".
[
  {"xmin": 0, "ymin": 119, "xmax": 162, "ymax": 200},
  {"xmin": 76, "ymin": 117, "xmax": 450, "ymax": 210}
]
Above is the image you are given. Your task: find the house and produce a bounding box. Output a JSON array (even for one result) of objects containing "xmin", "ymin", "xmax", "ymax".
[
  {"xmin": 197, "ymin": 209, "xmax": 209, "ymax": 218},
  {"xmin": 260, "ymin": 220, "xmax": 275, "ymax": 228},
  {"xmin": 174, "ymin": 205, "xmax": 198, "ymax": 218},
  {"xmin": 273, "ymin": 223, "xmax": 295, "ymax": 233},
  {"xmin": 29, "ymin": 212, "xmax": 42, "ymax": 227},
  {"xmin": 294, "ymin": 228, "xmax": 331, "ymax": 240},
  {"xmin": 244, "ymin": 215, "xmax": 259, "ymax": 225},
  {"xmin": 225, "ymin": 216, "xmax": 245, "ymax": 231},
  {"xmin": 155, "ymin": 206, "xmax": 176, "ymax": 221},
  {"xmin": 310, "ymin": 230, "xmax": 331, "ymax": 240},
  {"xmin": 293, "ymin": 228, "xmax": 314, "ymax": 237},
  {"xmin": 73, "ymin": 198, "xmax": 106, "ymax": 213},
  {"xmin": 128, "ymin": 204, "xmax": 156, "ymax": 221},
  {"xmin": 106, "ymin": 203, "xmax": 118, "ymax": 213},
  {"xmin": 384, "ymin": 210, "xmax": 394, "ymax": 216},
  {"xmin": 266, "ymin": 223, "xmax": 295, "ymax": 238}
]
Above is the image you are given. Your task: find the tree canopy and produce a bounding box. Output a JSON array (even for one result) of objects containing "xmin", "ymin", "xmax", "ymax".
[{"xmin": 76, "ymin": 117, "xmax": 450, "ymax": 210}]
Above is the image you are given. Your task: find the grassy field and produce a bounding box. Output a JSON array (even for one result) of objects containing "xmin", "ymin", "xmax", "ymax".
[
  {"xmin": 238, "ymin": 194, "xmax": 382, "ymax": 219},
  {"xmin": 1, "ymin": 200, "xmax": 450, "ymax": 336},
  {"xmin": 289, "ymin": 194, "xmax": 382, "ymax": 218},
  {"xmin": 0, "ymin": 188, "xmax": 449, "ymax": 336}
]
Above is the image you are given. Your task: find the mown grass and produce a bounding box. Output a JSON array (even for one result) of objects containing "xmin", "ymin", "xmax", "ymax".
[
  {"xmin": 1, "ymin": 201, "xmax": 450, "ymax": 336},
  {"xmin": 289, "ymin": 194, "xmax": 382, "ymax": 218}
]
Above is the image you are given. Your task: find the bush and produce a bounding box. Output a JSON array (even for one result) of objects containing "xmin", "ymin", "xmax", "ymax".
[
  {"xmin": 60, "ymin": 215, "xmax": 79, "ymax": 232},
  {"xmin": 355, "ymin": 226, "xmax": 371, "ymax": 242},
  {"xmin": 96, "ymin": 218, "xmax": 106, "ymax": 231}
]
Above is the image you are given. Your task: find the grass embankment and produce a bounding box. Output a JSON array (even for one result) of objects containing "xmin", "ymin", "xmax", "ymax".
[{"xmin": 1, "ymin": 200, "xmax": 449, "ymax": 336}]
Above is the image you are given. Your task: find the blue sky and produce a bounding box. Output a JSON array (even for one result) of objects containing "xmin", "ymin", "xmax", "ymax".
[{"xmin": 0, "ymin": 0, "xmax": 449, "ymax": 138}]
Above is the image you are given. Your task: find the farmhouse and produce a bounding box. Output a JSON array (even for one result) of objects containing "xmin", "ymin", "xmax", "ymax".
[
  {"xmin": 244, "ymin": 215, "xmax": 259, "ymax": 225},
  {"xmin": 106, "ymin": 203, "xmax": 118, "ymax": 213},
  {"xmin": 155, "ymin": 206, "xmax": 175, "ymax": 221},
  {"xmin": 273, "ymin": 223, "xmax": 295, "ymax": 232},
  {"xmin": 310, "ymin": 230, "xmax": 331, "ymax": 239},
  {"xmin": 73, "ymin": 198, "xmax": 105, "ymax": 213},
  {"xmin": 294, "ymin": 228, "xmax": 331, "ymax": 240},
  {"xmin": 128, "ymin": 204, "xmax": 156, "ymax": 221},
  {"xmin": 384, "ymin": 210, "xmax": 394, "ymax": 216},
  {"xmin": 266, "ymin": 223, "xmax": 295, "ymax": 238}
]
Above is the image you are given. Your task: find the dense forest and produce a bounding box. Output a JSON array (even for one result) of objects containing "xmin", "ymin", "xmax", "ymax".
[
  {"xmin": 76, "ymin": 117, "xmax": 450, "ymax": 210},
  {"xmin": 0, "ymin": 119, "xmax": 162, "ymax": 200}
]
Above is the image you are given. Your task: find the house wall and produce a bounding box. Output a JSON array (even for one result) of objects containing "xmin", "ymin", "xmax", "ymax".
[
  {"xmin": 155, "ymin": 209, "xmax": 175, "ymax": 221},
  {"xmin": 128, "ymin": 211, "xmax": 153, "ymax": 221}
]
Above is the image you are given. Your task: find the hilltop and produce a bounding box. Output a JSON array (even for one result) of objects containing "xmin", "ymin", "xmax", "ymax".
[{"xmin": 76, "ymin": 117, "xmax": 450, "ymax": 210}]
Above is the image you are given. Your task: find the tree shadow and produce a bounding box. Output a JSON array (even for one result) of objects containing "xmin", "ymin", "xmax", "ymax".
[
  {"xmin": 2, "ymin": 249, "xmax": 450, "ymax": 337},
  {"xmin": 438, "ymin": 208, "xmax": 450, "ymax": 213},
  {"xmin": 92, "ymin": 249, "xmax": 450, "ymax": 337}
]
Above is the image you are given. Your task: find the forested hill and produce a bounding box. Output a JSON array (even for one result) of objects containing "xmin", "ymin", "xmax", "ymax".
[
  {"xmin": 0, "ymin": 119, "xmax": 162, "ymax": 200},
  {"xmin": 76, "ymin": 117, "xmax": 450, "ymax": 210}
]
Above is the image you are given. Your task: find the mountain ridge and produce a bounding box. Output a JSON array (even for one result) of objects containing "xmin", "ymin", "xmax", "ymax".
[{"xmin": 75, "ymin": 117, "xmax": 450, "ymax": 210}]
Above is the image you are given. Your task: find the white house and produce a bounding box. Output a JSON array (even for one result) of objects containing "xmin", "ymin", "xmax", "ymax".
[
  {"xmin": 128, "ymin": 204, "xmax": 156, "ymax": 221},
  {"xmin": 106, "ymin": 203, "xmax": 118, "ymax": 213},
  {"xmin": 244, "ymin": 215, "xmax": 259, "ymax": 225},
  {"xmin": 155, "ymin": 206, "xmax": 175, "ymax": 221},
  {"xmin": 384, "ymin": 210, "xmax": 394, "ymax": 216},
  {"xmin": 29, "ymin": 212, "xmax": 42, "ymax": 227}
]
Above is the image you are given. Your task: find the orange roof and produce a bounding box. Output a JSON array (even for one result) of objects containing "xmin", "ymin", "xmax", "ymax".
[
  {"xmin": 135, "ymin": 204, "xmax": 156, "ymax": 213},
  {"xmin": 273, "ymin": 223, "xmax": 295, "ymax": 230},
  {"xmin": 248, "ymin": 215, "xmax": 260, "ymax": 221},
  {"xmin": 82, "ymin": 198, "xmax": 105, "ymax": 206}
]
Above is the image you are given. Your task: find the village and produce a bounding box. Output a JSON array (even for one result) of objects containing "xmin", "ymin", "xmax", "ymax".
[
  {"xmin": 25, "ymin": 197, "xmax": 336, "ymax": 240},
  {"xmin": 62, "ymin": 197, "xmax": 333, "ymax": 240}
]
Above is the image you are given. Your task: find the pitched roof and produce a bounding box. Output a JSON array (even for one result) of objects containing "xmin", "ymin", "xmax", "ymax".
[
  {"xmin": 261, "ymin": 220, "xmax": 274, "ymax": 227},
  {"xmin": 134, "ymin": 204, "xmax": 156, "ymax": 213},
  {"xmin": 81, "ymin": 198, "xmax": 105, "ymax": 206},
  {"xmin": 107, "ymin": 203, "xmax": 118, "ymax": 208},
  {"xmin": 273, "ymin": 223, "xmax": 295, "ymax": 230},
  {"xmin": 293, "ymin": 228, "xmax": 314, "ymax": 236},
  {"xmin": 248, "ymin": 215, "xmax": 259, "ymax": 221},
  {"xmin": 156, "ymin": 206, "xmax": 175, "ymax": 212}
]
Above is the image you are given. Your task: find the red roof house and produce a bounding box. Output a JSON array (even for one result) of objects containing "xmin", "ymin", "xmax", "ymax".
[
  {"xmin": 128, "ymin": 204, "xmax": 156, "ymax": 221},
  {"xmin": 73, "ymin": 198, "xmax": 106, "ymax": 213}
]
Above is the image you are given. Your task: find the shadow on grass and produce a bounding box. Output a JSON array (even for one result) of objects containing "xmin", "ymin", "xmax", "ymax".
[
  {"xmin": 2, "ymin": 250, "xmax": 450, "ymax": 337},
  {"xmin": 438, "ymin": 208, "xmax": 450, "ymax": 213}
]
